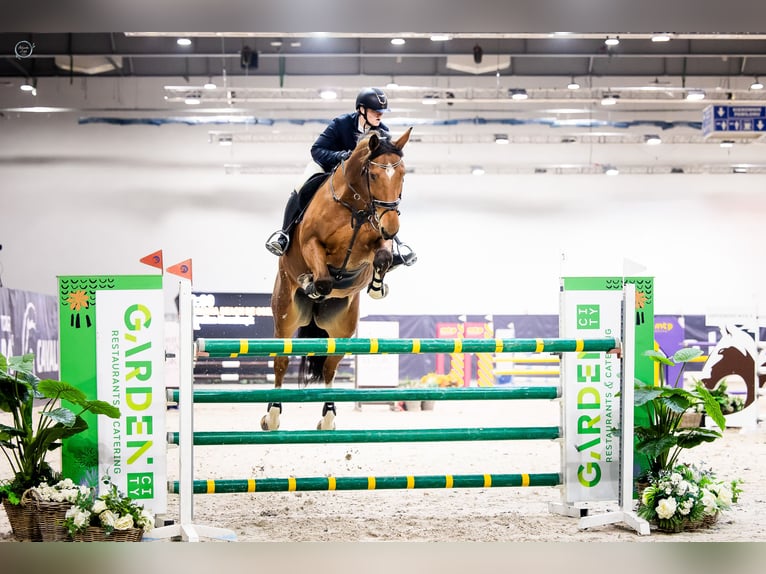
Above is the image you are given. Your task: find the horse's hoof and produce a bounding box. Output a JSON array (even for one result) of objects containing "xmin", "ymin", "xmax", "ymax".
[
  {"xmin": 316, "ymin": 419, "xmax": 336, "ymax": 430},
  {"xmin": 261, "ymin": 407, "xmax": 281, "ymax": 431},
  {"xmin": 367, "ymin": 282, "xmax": 389, "ymax": 299}
]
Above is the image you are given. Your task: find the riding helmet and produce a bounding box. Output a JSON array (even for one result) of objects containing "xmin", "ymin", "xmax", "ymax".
[{"xmin": 355, "ymin": 87, "xmax": 388, "ymax": 112}]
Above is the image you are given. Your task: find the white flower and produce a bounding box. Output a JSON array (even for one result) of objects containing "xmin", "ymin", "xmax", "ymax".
[
  {"xmin": 670, "ymin": 472, "xmax": 682, "ymax": 484},
  {"xmin": 715, "ymin": 486, "xmax": 733, "ymax": 507},
  {"xmin": 700, "ymin": 489, "xmax": 718, "ymax": 514},
  {"xmin": 92, "ymin": 499, "xmax": 108, "ymax": 514},
  {"xmin": 139, "ymin": 509, "xmax": 155, "ymax": 532},
  {"xmin": 114, "ymin": 514, "xmax": 135, "ymax": 530},
  {"xmin": 664, "ymin": 486, "xmax": 672, "ymax": 495},
  {"xmin": 656, "ymin": 497, "xmax": 678, "ymax": 520},
  {"xmin": 676, "ymin": 481, "xmax": 689, "ymax": 495},
  {"xmin": 99, "ymin": 509, "xmax": 117, "ymax": 528},
  {"xmin": 678, "ymin": 499, "xmax": 693, "ymax": 516}
]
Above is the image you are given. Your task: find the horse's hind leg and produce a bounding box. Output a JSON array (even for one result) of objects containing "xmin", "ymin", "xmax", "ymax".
[
  {"xmin": 316, "ymin": 355, "xmax": 344, "ymax": 430},
  {"xmin": 261, "ymin": 355, "xmax": 287, "ymax": 430}
]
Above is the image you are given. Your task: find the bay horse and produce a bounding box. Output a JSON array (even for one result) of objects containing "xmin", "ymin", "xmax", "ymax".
[{"xmin": 264, "ymin": 127, "xmax": 413, "ymax": 431}]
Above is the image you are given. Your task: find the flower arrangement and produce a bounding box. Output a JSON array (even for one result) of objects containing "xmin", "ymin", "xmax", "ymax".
[
  {"xmin": 637, "ymin": 463, "xmax": 742, "ymax": 532},
  {"xmin": 31, "ymin": 477, "xmax": 90, "ymax": 504},
  {"xmin": 62, "ymin": 477, "xmax": 155, "ymax": 539}
]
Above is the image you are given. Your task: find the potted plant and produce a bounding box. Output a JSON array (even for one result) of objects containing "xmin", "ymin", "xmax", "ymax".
[
  {"xmin": 634, "ymin": 348, "xmax": 726, "ymax": 482},
  {"xmin": 0, "ymin": 351, "xmax": 121, "ymax": 541},
  {"xmin": 62, "ymin": 475, "xmax": 155, "ymax": 542},
  {"xmin": 637, "ymin": 462, "xmax": 742, "ymax": 533}
]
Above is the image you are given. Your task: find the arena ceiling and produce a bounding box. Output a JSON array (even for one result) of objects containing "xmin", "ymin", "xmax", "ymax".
[{"xmin": 3, "ymin": 2, "xmax": 766, "ymax": 175}]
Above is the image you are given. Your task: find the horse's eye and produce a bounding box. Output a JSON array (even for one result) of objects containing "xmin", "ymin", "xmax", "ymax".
[{"xmin": 370, "ymin": 173, "xmax": 377, "ymax": 181}]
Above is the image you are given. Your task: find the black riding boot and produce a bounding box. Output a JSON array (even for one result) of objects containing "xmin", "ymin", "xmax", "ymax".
[{"xmin": 265, "ymin": 191, "xmax": 302, "ymax": 256}]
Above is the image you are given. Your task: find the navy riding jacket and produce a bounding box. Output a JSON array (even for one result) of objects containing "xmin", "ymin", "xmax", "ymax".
[{"xmin": 310, "ymin": 112, "xmax": 390, "ymax": 172}]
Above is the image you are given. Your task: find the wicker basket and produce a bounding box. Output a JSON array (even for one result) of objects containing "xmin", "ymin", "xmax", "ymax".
[
  {"xmin": 26, "ymin": 489, "xmax": 73, "ymax": 543},
  {"xmin": 71, "ymin": 526, "xmax": 144, "ymax": 542},
  {"xmin": 2, "ymin": 495, "xmax": 42, "ymax": 542}
]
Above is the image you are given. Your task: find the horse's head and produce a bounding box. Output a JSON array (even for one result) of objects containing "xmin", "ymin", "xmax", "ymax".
[{"xmin": 346, "ymin": 127, "xmax": 412, "ymax": 239}]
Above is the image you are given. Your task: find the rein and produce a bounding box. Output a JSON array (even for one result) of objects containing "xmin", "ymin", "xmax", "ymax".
[{"xmin": 328, "ymin": 155, "xmax": 403, "ymax": 281}]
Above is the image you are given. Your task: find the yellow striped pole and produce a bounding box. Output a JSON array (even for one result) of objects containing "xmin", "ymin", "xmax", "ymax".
[
  {"xmin": 450, "ymin": 319, "xmax": 466, "ymax": 386},
  {"xmin": 476, "ymin": 317, "xmax": 495, "ymax": 387}
]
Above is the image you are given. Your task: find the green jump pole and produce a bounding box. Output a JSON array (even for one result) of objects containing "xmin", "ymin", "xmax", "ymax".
[
  {"xmin": 168, "ymin": 426, "xmax": 561, "ymax": 446},
  {"xmin": 168, "ymin": 472, "xmax": 563, "ymax": 494},
  {"xmin": 167, "ymin": 386, "xmax": 560, "ymax": 404},
  {"xmin": 196, "ymin": 337, "xmax": 619, "ymax": 357}
]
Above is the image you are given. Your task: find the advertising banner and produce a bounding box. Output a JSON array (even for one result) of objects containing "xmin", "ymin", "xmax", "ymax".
[
  {"xmin": 560, "ymin": 276, "xmax": 654, "ymax": 504},
  {"xmin": 58, "ymin": 275, "xmax": 166, "ymax": 514}
]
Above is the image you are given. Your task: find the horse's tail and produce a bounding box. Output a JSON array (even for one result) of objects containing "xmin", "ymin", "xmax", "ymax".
[{"xmin": 298, "ymin": 319, "xmax": 328, "ymax": 385}]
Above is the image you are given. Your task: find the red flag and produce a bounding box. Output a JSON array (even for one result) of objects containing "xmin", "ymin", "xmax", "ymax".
[
  {"xmin": 139, "ymin": 249, "xmax": 164, "ymax": 271},
  {"xmin": 166, "ymin": 259, "xmax": 193, "ymax": 282}
]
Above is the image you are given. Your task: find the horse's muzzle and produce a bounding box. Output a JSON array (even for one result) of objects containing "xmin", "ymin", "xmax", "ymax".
[{"xmin": 379, "ymin": 212, "xmax": 400, "ymax": 240}]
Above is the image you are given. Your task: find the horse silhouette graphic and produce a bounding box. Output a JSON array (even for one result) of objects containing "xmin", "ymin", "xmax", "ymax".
[{"xmin": 698, "ymin": 324, "xmax": 765, "ymax": 427}]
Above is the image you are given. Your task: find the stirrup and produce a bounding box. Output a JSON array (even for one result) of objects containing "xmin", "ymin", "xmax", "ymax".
[
  {"xmin": 391, "ymin": 237, "xmax": 417, "ymax": 269},
  {"xmin": 265, "ymin": 231, "xmax": 289, "ymax": 256}
]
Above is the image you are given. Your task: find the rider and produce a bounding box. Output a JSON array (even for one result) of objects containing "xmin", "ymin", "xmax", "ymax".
[{"xmin": 264, "ymin": 87, "xmax": 417, "ymax": 269}]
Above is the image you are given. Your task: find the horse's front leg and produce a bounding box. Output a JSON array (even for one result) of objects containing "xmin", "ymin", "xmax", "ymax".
[
  {"xmin": 367, "ymin": 242, "xmax": 393, "ymax": 299},
  {"xmin": 299, "ymin": 237, "xmax": 334, "ymax": 300}
]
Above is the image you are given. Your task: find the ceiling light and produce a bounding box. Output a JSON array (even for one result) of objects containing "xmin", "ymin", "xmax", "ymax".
[
  {"xmin": 176, "ymin": 38, "xmax": 192, "ymax": 46},
  {"xmin": 644, "ymin": 134, "xmax": 662, "ymax": 145},
  {"xmin": 203, "ymin": 78, "xmax": 216, "ymax": 90},
  {"xmin": 604, "ymin": 166, "xmax": 619, "ymax": 176},
  {"xmin": 421, "ymin": 93, "xmax": 440, "ymax": 105},
  {"xmin": 604, "ymin": 36, "xmax": 620, "ymax": 46},
  {"xmin": 290, "ymin": 41, "xmax": 301, "ymax": 48},
  {"xmin": 733, "ymin": 166, "xmax": 748, "ymax": 173},
  {"xmin": 319, "ymin": 89, "xmax": 338, "ymax": 100},
  {"xmin": 685, "ymin": 89, "xmax": 706, "ymax": 101},
  {"xmin": 430, "ymin": 34, "xmax": 452, "ymax": 42},
  {"xmin": 471, "ymin": 166, "xmax": 485, "ymax": 176},
  {"xmin": 601, "ymin": 94, "xmax": 619, "ymax": 106},
  {"xmin": 567, "ymin": 77, "xmax": 580, "ymax": 90},
  {"xmin": 651, "ymin": 34, "xmax": 672, "ymax": 42},
  {"xmin": 509, "ymin": 88, "xmax": 528, "ymax": 100},
  {"xmin": 269, "ymin": 40, "xmax": 283, "ymax": 48},
  {"xmin": 720, "ymin": 140, "xmax": 734, "ymax": 148},
  {"xmin": 386, "ymin": 81, "xmax": 399, "ymax": 89},
  {"xmin": 184, "ymin": 92, "xmax": 201, "ymax": 105},
  {"xmin": 390, "ymin": 38, "xmax": 406, "ymax": 46},
  {"xmin": 751, "ymin": 78, "xmax": 764, "ymax": 90},
  {"xmin": 494, "ymin": 134, "xmax": 509, "ymax": 144},
  {"xmin": 19, "ymin": 80, "xmax": 35, "ymax": 92}
]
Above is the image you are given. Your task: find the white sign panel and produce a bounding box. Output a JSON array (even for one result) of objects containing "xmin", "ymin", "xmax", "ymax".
[
  {"xmin": 560, "ymin": 288, "xmax": 622, "ymax": 504},
  {"xmin": 96, "ymin": 289, "xmax": 167, "ymax": 514}
]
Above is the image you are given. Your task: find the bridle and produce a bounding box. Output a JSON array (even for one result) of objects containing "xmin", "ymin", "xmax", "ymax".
[{"xmin": 328, "ymin": 153, "xmax": 404, "ymax": 280}]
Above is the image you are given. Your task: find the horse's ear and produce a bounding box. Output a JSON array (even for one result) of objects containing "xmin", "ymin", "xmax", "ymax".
[
  {"xmin": 367, "ymin": 132, "xmax": 380, "ymax": 154},
  {"xmin": 394, "ymin": 127, "xmax": 413, "ymax": 149}
]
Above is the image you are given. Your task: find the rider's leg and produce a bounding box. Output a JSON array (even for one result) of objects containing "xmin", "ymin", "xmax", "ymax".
[{"xmin": 265, "ymin": 191, "xmax": 301, "ymax": 256}]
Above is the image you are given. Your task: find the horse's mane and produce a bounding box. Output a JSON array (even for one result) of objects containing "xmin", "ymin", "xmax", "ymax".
[{"xmin": 357, "ymin": 130, "xmax": 404, "ymax": 161}]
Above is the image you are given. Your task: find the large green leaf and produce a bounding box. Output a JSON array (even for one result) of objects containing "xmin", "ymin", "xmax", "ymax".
[
  {"xmin": 8, "ymin": 354, "xmax": 35, "ymax": 375},
  {"xmin": 672, "ymin": 347, "xmax": 704, "ymax": 364},
  {"xmin": 694, "ymin": 382, "xmax": 726, "ymax": 430},
  {"xmin": 37, "ymin": 379, "xmax": 87, "ymax": 405},
  {"xmin": 634, "ymin": 385, "xmax": 663, "ymax": 407},
  {"xmin": 676, "ymin": 427, "xmax": 722, "ymax": 449},
  {"xmin": 42, "ymin": 407, "xmax": 77, "ymax": 427},
  {"xmin": 83, "ymin": 400, "xmax": 121, "ymax": 419},
  {"xmin": 643, "ymin": 349, "xmax": 673, "ymax": 366}
]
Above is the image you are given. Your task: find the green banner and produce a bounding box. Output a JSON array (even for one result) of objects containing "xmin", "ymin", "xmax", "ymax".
[{"xmin": 58, "ymin": 275, "xmax": 163, "ymax": 496}]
